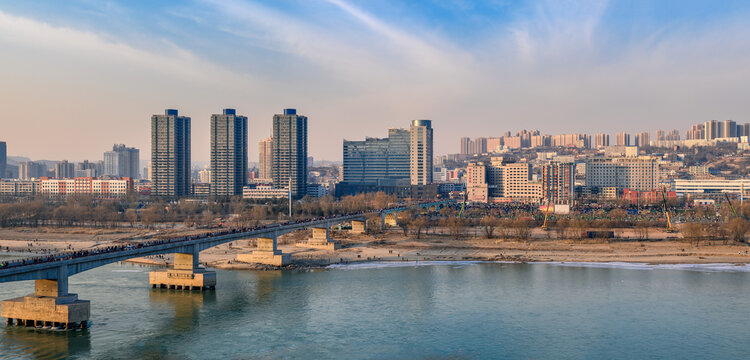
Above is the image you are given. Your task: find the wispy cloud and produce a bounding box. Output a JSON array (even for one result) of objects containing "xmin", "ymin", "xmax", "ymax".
[{"xmin": 0, "ymin": 9, "xmax": 235, "ymax": 83}]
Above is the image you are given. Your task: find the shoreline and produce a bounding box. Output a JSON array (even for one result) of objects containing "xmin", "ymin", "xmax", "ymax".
[{"xmin": 4, "ymin": 226, "xmax": 749, "ymax": 271}]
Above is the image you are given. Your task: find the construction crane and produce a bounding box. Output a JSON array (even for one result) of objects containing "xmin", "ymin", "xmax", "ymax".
[
  {"xmin": 726, "ymin": 193, "xmax": 739, "ymax": 218},
  {"xmin": 541, "ymin": 198, "xmax": 552, "ymax": 231},
  {"xmin": 661, "ymin": 189, "xmax": 676, "ymax": 233},
  {"xmin": 458, "ymin": 190, "xmax": 467, "ymax": 218},
  {"xmin": 724, "ymin": 193, "xmax": 748, "ymax": 220}
]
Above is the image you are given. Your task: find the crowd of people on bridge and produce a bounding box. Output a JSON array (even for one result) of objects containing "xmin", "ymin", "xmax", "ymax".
[{"xmin": 0, "ymin": 202, "xmax": 442, "ymax": 270}]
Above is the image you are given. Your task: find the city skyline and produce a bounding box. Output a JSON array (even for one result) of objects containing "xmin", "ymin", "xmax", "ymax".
[{"xmin": 2, "ymin": 1, "xmax": 750, "ymax": 162}]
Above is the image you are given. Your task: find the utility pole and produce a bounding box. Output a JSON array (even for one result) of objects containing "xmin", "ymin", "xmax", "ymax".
[{"xmin": 288, "ymin": 177, "xmax": 292, "ymax": 218}]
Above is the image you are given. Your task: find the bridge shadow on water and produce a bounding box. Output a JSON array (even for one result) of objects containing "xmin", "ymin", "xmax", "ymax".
[{"xmin": 0, "ymin": 325, "xmax": 91, "ymax": 360}]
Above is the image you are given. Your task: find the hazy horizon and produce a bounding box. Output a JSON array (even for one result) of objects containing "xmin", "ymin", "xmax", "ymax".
[{"xmin": 2, "ymin": 0, "xmax": 750, "ymax": 162}]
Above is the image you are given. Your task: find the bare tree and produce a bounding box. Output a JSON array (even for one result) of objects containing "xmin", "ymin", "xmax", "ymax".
[
  {"xmin": 480, "ymin": 216, "xmax": 500, "ymax": 239},
  {"xmin": 411, "ymin": 217, "xmax": 429, "ymax": 239},
  {"xmin": 681, "ymin": 222, "xmax": 704, "ymax": 246},
  {"xmin": 513, "ymin": 219, "xmax": 532, "ymax": 242},
  {"xmin": 725, "ymin": 218, "xmax": 750, "ymax": 243}
]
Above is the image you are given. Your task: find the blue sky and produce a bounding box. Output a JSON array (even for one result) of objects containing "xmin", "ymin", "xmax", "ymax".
[{"xmin": 2, "ymin": 0, "xmax": 750, "ymax": 162}]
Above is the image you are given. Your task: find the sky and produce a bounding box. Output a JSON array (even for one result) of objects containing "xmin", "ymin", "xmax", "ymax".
[{"xmin": 2, "ymin": 0, "xmax": 750, "ymax": 163}]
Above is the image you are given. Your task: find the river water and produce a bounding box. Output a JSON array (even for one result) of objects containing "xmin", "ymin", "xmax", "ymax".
[{"xmin": 1, "ymin": 261, "xmax": 750, "ymax": 359}]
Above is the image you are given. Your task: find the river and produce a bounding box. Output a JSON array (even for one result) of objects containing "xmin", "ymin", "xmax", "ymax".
[{"xmin": 1, "ymin": 261, "xmax": 749, "ymax": 359}]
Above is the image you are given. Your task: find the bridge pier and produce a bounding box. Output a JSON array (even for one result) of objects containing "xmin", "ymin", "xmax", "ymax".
[
  {"xmin": 382, "ymin": 213, "xmax": 398, "ymax": 228},
  {"xmin": 297, "ymin": 227, "xmax": 341, "ymax": 250},
  {"xmin": 350, "ymin": 220, "xmax": 367, "ymax": 235},
  {"xmin": 149, "ymin": 245, "xmax": 216, "ymax": 291},
  {"xmin": 1, "ymin": 266, "xmax": 90, "ymax": 330},
  {"xmin": 237, "ymin": 237, "xmax": 291, "ymax": 266}
]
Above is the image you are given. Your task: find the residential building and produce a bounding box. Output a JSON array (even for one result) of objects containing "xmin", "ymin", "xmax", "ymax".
[
  {"xmin": 75, "ymin": 160, "xmax": 101, "ymax": 178},
  {"xmin": 486, "ymin": 137, "xmax": 502, "ymax": 153},
  {"xmin": 199, "ymin": 168, "xmax": 211, "ymax": 183},
  {"xmin": 306, "ymin": 183, "xmax": 329, "ymax": 198},
  {"xmin": 258, "ymin": 137, "xmax": 273, "ymax": 180},
  {"xmin": 594, "ymin": 133, "xmax": 609, "ymax": 148},
  {"xmin": 151, "ymin": 109, "xmax": 191, "ymax": 196},
  {"xmin": 686, "ymin": 124, "xmax": 705, "ymax": 140},
  {"xmin": 19, "ymin": 161, "xmax": 47, "ymax": 180},
  {"xmin": 55, "ymin": 160, "xmax": 75, "ymax": 179},
  {"xmin": 210, "ymin": 108, "xmax": 248, "ymax": 196},
  {"xmin": 616, "ymin": 132, "xmax": 630, "ymax": 146},
  {"xmin": 723, "ymin": 120, "xmax": 737, "ymax": 138},
  {"xmin": 192, "ymin": 183, "xmax": 211, "ymax": 197},
  {"xmin": 410, "ymin": 120, "xmax": 433, "ymax": 185},
  {"xmin": 104, "ymin": 144, "xmax": 140, "ymax": 179},
  {"xmin": 551, "ymin": 133, "xmax": 590, "ymax": 148},
  {"xmin": 272, "ymin": 108, "xmax": 307, "ymax": 198},
  {"xmin": 541, "ymin": 162, "xmax": 575, "ymax": 205},
  {"xmin": 634, "ymin": 132, "xmax": 649, "ymax": 147},
  {"xmin": 0, "ymin": 141, "xmax": 6, "ymax": 179},
  {"xmin": 343, "ymin": 128, "xmax": 410, "ymax": 184}
]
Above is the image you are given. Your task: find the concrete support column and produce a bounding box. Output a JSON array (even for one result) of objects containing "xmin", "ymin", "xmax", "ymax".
[
  {"xmin": 351, "ymin": 220, "xmax": 366, "ymax": 234},
  {"xmin": 174, "ymin": 244, "xmax": 199, "ymax": 270},
  {"xmin": 237, "ymin": 236, "xmax": 290, "ymax": 266},
  {"xmin": 149, "ymin": 244, "xmax": 215, "ymax": 291}
]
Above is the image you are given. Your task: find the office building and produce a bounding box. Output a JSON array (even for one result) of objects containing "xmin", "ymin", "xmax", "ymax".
[
  {"xmin": 410, "ymin": 119, "xmax": 433, "ymax": 185},
  {"xmin": 585, "ymin": 156, "xmax": 659, "ymax": 191},
  {"xmin": 272, "ymin": 108, "xmax": 307, "ymax": 198},
  {"xmin": 210, "ymin": 109, "xmax": 248, "ymax": 196},
  {"xmin": 467, "ymin": 158, "xmax": 542, "ymax": 203},
  {"xmin": 151, "ymin": 109, "xmax": 191, "ymax": 196},
  {"xmin": 541, "ymin": 162, "xmax": 575, "ymax": 205},
  {"xmin": 672, "ymin": 179, "xmax": 750, "ymax": 197},
  {"xmin": 343, "ymin": 128, "xmax": 410, "ymax": 184},
  {"xmin": 104, "ymin": 144, "xmax": 140, "ymax": 179},
  {"xmin": 55, "ymin": 160, "xmax": 75, "ymax": 179},
  {"xmin": 0, "ymin": 141, "xmax": 6, "ymax": 179}
]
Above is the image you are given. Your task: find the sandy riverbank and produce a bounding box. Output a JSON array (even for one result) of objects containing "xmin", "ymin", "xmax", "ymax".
[{"xmin": 2, "ymin": 227, "xmax": 748, "ymax": 270}]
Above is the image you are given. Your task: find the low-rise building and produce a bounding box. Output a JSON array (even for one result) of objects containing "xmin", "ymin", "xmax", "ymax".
[
  {"xmin": 39, "ymin": 177, "xmax": 133, "ymax": 198},
  {"xmin": 0, "ymin": 180, "xmax": 38, "ymax": 197},
  {"xmin": 243, "ymin": 185, "xmax": 288, "ymax": 200}
]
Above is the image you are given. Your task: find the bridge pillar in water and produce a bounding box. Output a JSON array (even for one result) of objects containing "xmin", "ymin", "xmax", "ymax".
[
  {"xmin": 297, "ymin": 226, "xmax": 341, "ymax": 250},
  {"xmin": 350, "ymin": 220, "xmax": 366, "ymax": 234},
  {"xmin": 237, "ymin": 237, "xmax": 291, "ymax": 266},
  {"xmin": 149, "ymin": 244, "xmax": 216, "ymax": 291},
  {"xmin": 1, "ymin": 265, "xmax": 90, "ymax": 330}
]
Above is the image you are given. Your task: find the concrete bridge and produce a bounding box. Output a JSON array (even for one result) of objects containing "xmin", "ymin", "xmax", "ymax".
[{"xmin": 0, "ymin": 200, "xmax": 452, "ymax": 330}]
